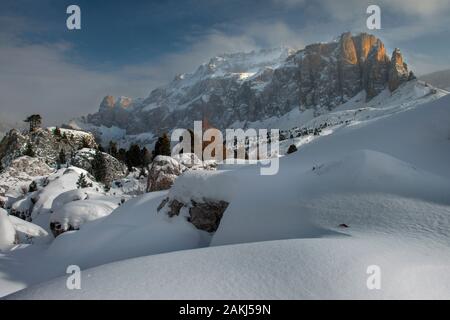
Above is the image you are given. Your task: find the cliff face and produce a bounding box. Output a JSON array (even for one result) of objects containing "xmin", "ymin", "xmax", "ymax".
[{"xmin": 73, "ymin": 32, "xmax": 413, "ymax": 136}]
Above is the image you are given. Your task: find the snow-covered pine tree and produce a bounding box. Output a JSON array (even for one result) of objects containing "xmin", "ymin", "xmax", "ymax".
[
  {"xmin": 76, "ymin": 173, "xmax": 91, "ymax": 189},
  {"xmin": 24, "ymin": 143, "xmax": 35, "ymax": 157}
]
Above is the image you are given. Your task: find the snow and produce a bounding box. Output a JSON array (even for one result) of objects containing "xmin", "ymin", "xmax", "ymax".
[
  {"xmin": 8, "ymin": 215, "xmax": 50, "ymax": 244},
  {"xmin": 1, "ymin": 82, "xmax": 450, "ymax": 299},
  {"xmin": 6, "ymin": 237, "xmax": 450, "ymax": 300},
  {"xmin": 50, "ymin": 199, "xmax": 118, "ymax": 231},
  {"xmin": 168, "ymin": 170, "xmax": 237, "ymax": 204},
  {"xmin": 0, "ymin": 209, "xmax": 16, "ymax": 251}
]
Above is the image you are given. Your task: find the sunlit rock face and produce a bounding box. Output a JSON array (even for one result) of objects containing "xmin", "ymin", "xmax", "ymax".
[
  {"xmin": 388, "ymin": 48, "xmax": 411, "ymax": 92},
  {"xmin": 71, "ymin": 32, "xmax": 413, "ymax": 137}
]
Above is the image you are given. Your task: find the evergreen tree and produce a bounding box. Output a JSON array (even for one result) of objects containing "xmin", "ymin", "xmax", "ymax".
[
  {"xmin": 0, "ymin": 162, "xmax": 3, "ymax": 174},
  {"xmin": 126, "ymin": 144, "xmax": 143, "ymax": 169},
  {"xmin": 24, "ymin": 143, "xmax": 35, "ymax": 157},
  {"xmin": 58, "ymin": 149, "xmax": 66, "ymax": 165},
  {"xmin": 287, "ymin": 144, "xmax": 298, "ymax": 154},
  {"xmin": 91, "ymin": 150, "xmax": 107, "ymax": 183},
  {"xmin": 153, "ymin": 133, "xmax": 171, "ymax": 159},
  {"xmin": 28, "ymin": 181, "xmax": 38, "ymax": 193},
  {"xmin": 53, "ymin": 127, "xmax": 62, "ymax": 137},
  {"xmin": 80, "ymin": 136, "xmax": 91, "ymax": 149},
  {"xmin": 108, "ymin": 141, "xmax": 118, "ymax": 158},
  {"xmin": 117, "ymin": 148, "xmax": 127, "ymax": 163},
  {"xmin": 24, "ymin": 114, "xmax": 42, "ymax": 132},
  {"xmin": 76, "ymin": 173, "xmax": 91, "ymax": 189}
]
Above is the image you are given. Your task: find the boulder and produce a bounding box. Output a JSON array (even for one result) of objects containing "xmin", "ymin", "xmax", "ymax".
[{"xmin": 146, "ymin": 156, "xmax": 184, "ymax": 192}]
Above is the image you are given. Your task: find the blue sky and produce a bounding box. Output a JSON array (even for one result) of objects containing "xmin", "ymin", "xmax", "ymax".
[{"xmin": 1, "ymin": 0, "xmax": 450, "ymax": 125}]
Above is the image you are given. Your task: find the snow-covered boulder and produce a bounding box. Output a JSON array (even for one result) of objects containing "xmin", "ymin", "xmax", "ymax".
[
  {"xmin": 146, "ymin": 155, "xmax": 217, "ymax": 193},
  {"xmin": 50, "ymin": 199, "xmax": 118, "ymax": 237},
  {"xmin": 0, "ymin": 209, "xmax": 17, "ymax": 251},
  {"xmin": 158, "ymin": 170, "xmax": 235, "ymax": 232},
  {"xmin": 71, "ymin": 148, "xmax": 127, "ymax": 184},
  {"xmin": 10, "ymin": 194, "xmax": 35, "ymax": 221},
  {"xmin": 49, "ymin": 187, "xmax": 123, "ymax": 237},
  {"xmin": 146, "ymin": 156, "xmax": 184, "ymax": 192},
  {"xmin": 0, "ymin": 156, "xmax": 54, "ymax": 198},
  {"xmin": 8, "ymin": 215, "xmax": 50, "ymax": 244}
]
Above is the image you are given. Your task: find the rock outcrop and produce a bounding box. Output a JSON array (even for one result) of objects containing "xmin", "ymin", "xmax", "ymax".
[
  {"xmin": 71, "ymin": 148, "xmax": 127, "ymax": 185},
  {"xmin": 146, "ymin": 154, "xmax": 217, "ymax": 192},
  {"xmin": 388, "ymin": 48, "xmax": 411, "ymax": 92},
  {"xmin": 0, "ymin": 127, "xmax": 97, "ymax": 168},
  {"xmin": 158, "ymin": 197, "xmax": 229, "ymax": 233},
  {"xmin": 72, "ymin": 32, "xmax": 413, "ymax": 138},
  {"xmin": 0, "ymin": 156, "xmax": 54, "ymax": 198},
  {"xmin": 146, "ymin": 156, "xmax": 184, "ymax": 192}
]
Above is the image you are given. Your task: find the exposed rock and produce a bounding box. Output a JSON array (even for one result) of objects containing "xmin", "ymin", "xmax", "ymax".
[
  {"xmin": 158, "ymin": 197, "xmax": 229, "ymax": 233},
  {"xmin": 167, "ymin": 199, "xmax": 184, "ymax": 217},
  {"xmin": 188, "ymin": 200, "xmax": 229, "ymax": 232},
  {"xmin": 363, "ymin": 39, "xmax": 390, "ymax": 99},
  {"xmin": 146, "ymin": 156, "xmax": 184, "ymax": 192},
  {"xmin": 50, "ymin": 221, "xmax": 77, "ymax": 238},
  {"xmin": 388, "ymin": 48, "xmax": 410, "ymax": 92},
  {"xmin": 71, "ymin": 148, "xmax": 127, "ymax": 185}
]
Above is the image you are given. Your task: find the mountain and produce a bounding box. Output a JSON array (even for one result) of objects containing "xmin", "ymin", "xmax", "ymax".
[
  {"xmin": 421, "ymin": 69, "xmax": 450, "ymax": 91},
  {"xmin": 69, "ymin": 32, "xmax": 415, "ymax": 147}
]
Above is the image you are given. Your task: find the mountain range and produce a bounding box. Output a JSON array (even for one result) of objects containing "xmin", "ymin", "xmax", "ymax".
[{"xmin": 67, "ymin": 32, "xmax": 414, "ymax": 147}]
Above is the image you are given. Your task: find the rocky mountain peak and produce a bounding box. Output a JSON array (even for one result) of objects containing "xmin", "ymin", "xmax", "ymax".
[
  {"xmin": 70, "ymin": 32, "xmax": 415, "ymax": 138},
  {"xmin": 388, "ymin": 48, "xmax": 410, "ymax": 92}
]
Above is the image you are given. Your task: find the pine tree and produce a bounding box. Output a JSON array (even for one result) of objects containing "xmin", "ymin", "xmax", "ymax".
[
  {"xmin": 91, "ymin": 150, "xmax": 107, "ymax": 183},
  {"xmin": 287, "ymin": 144, "xmax": 298, "ymax": 154},
  {"xmin": 0, "ymin": 162, "xmax": 3, "ymax": 174},
  {"xmin": 24, "ymin": 143, "xmax": 35, "ymax": 157},
  {"xmin": 126, "ymin": 144, "xmax": 142, "ymax": 170},
  {"xmin": 24, "ymin": 114, "xmax": 42, "ymax": 132},
  {"xmin": 153, "ymin": 133, "xmax": 171, "ymax": 159},
  {"xmin": 80, "ymin": 136, "xmax": 91, "ymax": 149},
  {"xmin": 108, "ymin": 141, "xmax": 118, "ymax": 158},
  {"xmin": 117, "ymin": 148, "xmax": 127, "ymax": 163},
  {"xmin": 76, "ymin": 173, "xmax": 91, "ymax": 189},
  {"xmin": 54, "ymin": 127, "xmax": 62, "ymax": 137},
  {"xmin": 28, "ymin": 181, "xmax": 38, "ymax": 193},
  {"xmin": 58, "ymin": 149, "xmax": 66, "ymax": 165}
]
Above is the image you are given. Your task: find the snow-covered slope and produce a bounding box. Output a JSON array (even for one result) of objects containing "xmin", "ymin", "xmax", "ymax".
[
  {"xmin": 421, "ymin": 69, "xmax": 450, "ymax": 91},
  {"xmin": 2, "ymin": 91, "xmax": 450, "ymax": 299},
  {"xmin": 7, "ymin": 237, "xmax": 450, "ymax": 300}
]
